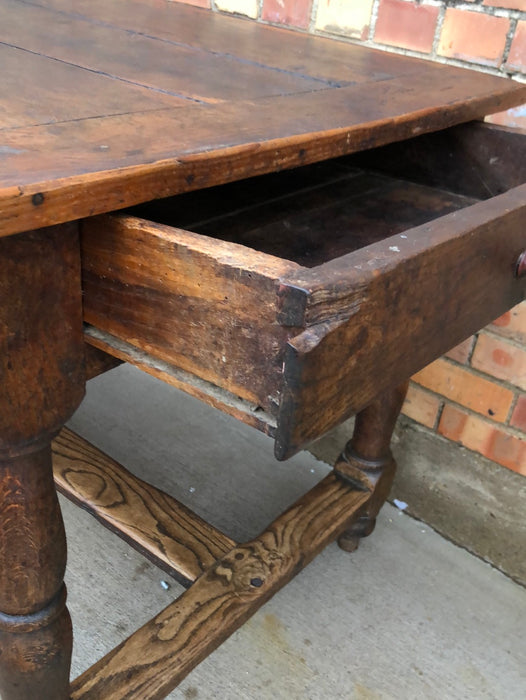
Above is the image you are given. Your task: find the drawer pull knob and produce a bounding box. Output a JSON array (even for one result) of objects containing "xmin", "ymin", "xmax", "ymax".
[{"xmin": 516, "ymin": 251, "xmax": 526, "ymax": 279}]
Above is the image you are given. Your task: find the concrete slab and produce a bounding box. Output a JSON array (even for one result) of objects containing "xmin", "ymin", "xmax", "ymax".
[{"xmin": 64, "ymin": 366, "xmax": 526, "ymax": 699}]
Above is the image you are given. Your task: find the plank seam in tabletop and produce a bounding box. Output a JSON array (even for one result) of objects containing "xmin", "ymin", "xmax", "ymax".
[
  {"xmin": 0, "ymin": 0, "xmax": 330, "ymax": 104},
  {"xmin": 10, "ymin": 0, "xmax": 421, "ymax": 85},
  {"xmin": 17, "ymin": 0, "xmax": 509, "ymax": 90},
  {"xmin": 8, "ymin": 0, "xmax": 521, "ymax": 90},
  {"xmin": 15, "ymin": 0, "xmax": 348, "ymax": 89},
  {"xmin": 0, "ymin": 41, "xmax": 212, "ymax": 106},
  {"xmin": 0, "ymin": 43, "xmax": 188, "ymax": 131},
  {"xmin": 0, "ymin": 107, "xmax": 180, "ymax": 135},
  {"xmin": 2, "ymin": 75, "xmax": 524, "ymax": 178}
]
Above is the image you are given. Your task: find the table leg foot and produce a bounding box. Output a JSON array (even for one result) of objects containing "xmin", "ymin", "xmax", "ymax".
[
  {"xmin": 334, "ymin": 382, "xmax": 408, "ymax": 553},
  {"xmin": 337, "ymin": 515, "xmax": 376, "ymax": 552}
]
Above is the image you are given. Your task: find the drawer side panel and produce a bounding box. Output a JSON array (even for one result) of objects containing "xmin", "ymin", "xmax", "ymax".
[
  {"xmin": 347, "ymin": 122, "xmax": 526, "ymax": 200},
  {"xmin": 81, "ymin": 215, "xmax": 300, "ymax": 413}
]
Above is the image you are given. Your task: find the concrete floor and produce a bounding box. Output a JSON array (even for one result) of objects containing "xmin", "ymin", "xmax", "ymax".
[{"xmin": 64, "ymin": 365, "xmax": 526, "ymax": 699}]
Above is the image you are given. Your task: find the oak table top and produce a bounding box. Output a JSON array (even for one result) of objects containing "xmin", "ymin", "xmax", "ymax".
[{"xmin": 1, "ymin": 0, "xmax": 525, "ymax": 239}]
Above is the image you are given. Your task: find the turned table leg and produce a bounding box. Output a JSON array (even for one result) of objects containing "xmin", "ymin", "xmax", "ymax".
[
  {"xmin": 335, "ymin": 382, "xmax": 408, "ymax": 552},
  {"xmin": 0, "ymin": 445, "xmax": 73, "ymax": 699},
  {"xmin": 0, "ymin": 225, "xmax": 85, "ymax": 699}
]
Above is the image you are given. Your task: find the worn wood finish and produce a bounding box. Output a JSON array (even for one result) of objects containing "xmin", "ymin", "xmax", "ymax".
[
  {"xmin": 84, "ymin": 344, "xmax": 123, "ymax": 381},
  {"xmin": 0, "ymin": 0, "xmax": 324, "ymax": 105},
  {"xmin": 1, "ymin": 3, "xmax": 525, "ymax": 695},
  {"xmin": 0, "ymin": 449, "xmax": 73, "ymax": 700},
  {"xmin": 348, "ymin": 121, "xmax": 526, "ymax": 200},
  {"xmin": 0, "ymin": 225, "xmax": 85, "ymax": 700},
  {"xmin": 70, "ymin": 473, "xmax": 371, "ymax": 700},
  {"xmin": 2, "ymin": 75, "xmax": 524, "ymax": 241},
  {"xmin": 0, "ymin": 43, "xmax": 179, "ymax": 131},
  {"xmin": 147, "ymin": 168, "xmax": 477, "ymax": 268},
  {"xmin": 0, "ymin": 225, "xmax": 85, "ymax": 448},
  {"xmin": 52, "ymin": 429, "xmax": 235, "ymax": 585},
  {"xmin": 81, "ymin": 215, "xmax": 301, "ymax": 412},
  {"xmin": 15, "ymin": 0, "xmax": 446, "ymax": 85},
  {"xmin": 84, "ymin": 327, "xmax": 277, "ymax": 438},
  {"xmin": 336, "ymin": 383, "xmax": 408, "ymax": 552},
  {"xmin": 1, "ymin": 1, "xmax": 524, "ymax": 239},
  {"xmin": 96, "ymin": 158, "xmax": 523, "ymax": 457},
  {"xmin": 276, "ymin": 184, "xmax": 526, "ymax": 457},
  {"xmin": 81, "ymin": 166, "xmax": 479, "ymax": 423}
]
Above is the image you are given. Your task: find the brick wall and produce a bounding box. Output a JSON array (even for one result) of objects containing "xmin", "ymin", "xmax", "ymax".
[
  {"xmin": 170, "ymin": 0, "xmax": 526, "ymax": 475},
  {"xmin": 407, "ymin": 308, "xmax": 526, "ymax": 474}
]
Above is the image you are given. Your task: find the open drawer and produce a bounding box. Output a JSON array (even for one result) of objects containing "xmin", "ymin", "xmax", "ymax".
[{"xmin": 81, "ymin": 122, "xmax": 526, "ymax": 459}]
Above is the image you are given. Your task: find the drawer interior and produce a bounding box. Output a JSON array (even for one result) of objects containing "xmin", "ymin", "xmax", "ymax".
[
  {"xmin": 84, "ymin": 123, "xmax": 525, "ymax": 457},
  {"xmin": 128, "ymin": 160, "xmax": 479, "ymax": 268}
]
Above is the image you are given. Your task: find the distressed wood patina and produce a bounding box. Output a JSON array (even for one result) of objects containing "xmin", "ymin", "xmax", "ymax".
[{"xmin": 1, "ymin": 1, "xmax": 525, "ymax": 697}]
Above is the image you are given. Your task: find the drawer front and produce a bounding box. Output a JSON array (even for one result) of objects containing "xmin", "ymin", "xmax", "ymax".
[
  {"xmin": 81, "ymin": 215, "xmax": 301, "ymax": 415},
  {"xmin": 276, "ymin": 184, "xmax": 526, "ymax": 459}
]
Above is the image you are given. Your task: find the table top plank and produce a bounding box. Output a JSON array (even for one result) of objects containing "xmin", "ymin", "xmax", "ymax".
[
  {"xmin": 0, "ymin": 44, "xmax": 183, "ymax": 131},
  {"xmin": 1, "ymin": 0, "xmax": 525, "ymax": 236},
  {"xmin": 0, "ymin": 0, "xmax": 326, "ymax": 105},
  {"xmin": 3, "ymin": 67, "xmax": 523, "ymax": 187},
  {"xmin": 17, "ymin": 0, "xmax": 445, "ymax": 86}
]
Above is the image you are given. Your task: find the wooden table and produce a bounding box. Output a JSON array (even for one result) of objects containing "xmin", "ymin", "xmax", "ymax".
[{"xmin": 1, "ymin": 1, "xmax": 525, "ymax": 698}]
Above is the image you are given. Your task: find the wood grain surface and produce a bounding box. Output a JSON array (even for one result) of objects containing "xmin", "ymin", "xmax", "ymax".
[
  {"xmin": 84, "ymin": 327, "xmax": 277, "ymax": 438},
  {"xmin": 347, "ymin": 122, "xmax": 526, "ymax": 200},
  {"xmin": 81, "ymin": 215, "xmax": 300, "ymax": 412},
  {"xmin": 158, "ymin": 167, "xmax": 477, "ymax": 268},
  {"xmin": 276, "ymin": 184, "xmax": 526, "ymax": 457},
  {"xmin": 0, "ymin": 224, "xmax": 85, "ymax": 448},
  {"xmin": 0, "ymin": 0, "xmax": 323, "ymax": 103},
  {"xmin": 78, "ymin": 155, "xmax": 525, "ymax": 457},
  {"xmin": 1, "ymin": 0, "xmax": 524, "ymax": 238},
  {"xmin": 0, "ymin": 225, "xmax": 86, "ymax": 700},
  {"xmin": 52, "ymin": 429, "xmax": 235, "ymax": 585},
  {"xmin": 84, "ymin": 344, "xmax": 123, "ymax": 381},
  {"xmin": 69, "ymin": 473, "xmax": 370, "ymax": 699}
]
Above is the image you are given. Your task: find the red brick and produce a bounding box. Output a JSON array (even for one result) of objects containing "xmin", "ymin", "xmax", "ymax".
[
  {"xmin": 374, "ymin": 0, "xmax": 439, "ymax": 53},
  {"xmin": 262, "ymin": 0, "xmax": 312, "ymax": 29},
  {"xmin": 486, "ymin": 105, "xmax": 526, "ymax": 131},
  {"xmin": 471, "ymin": 334, "xmax": 526, "ymax": 391},
  {"xmin": 446, "ymin": 336, "xmax": 475, "ymax": 365},
  {"xmin": 413, "ymin": 358, "xmax": 514, "ymax": 422},
  {"xmin": 438, "ymin": 9, "xmax": 509, "ymax": 67},
  {"xmin": 402, "ymin": 383, "xmax": 441, "ymax": 429},
  {"xmin": 511, "ymin": 394, "xmax": 526, "ymax": 431},
  {"xmin": 483, "ymin": 0, "xmax": 526, "ymax": 10},
  {"xmin": 507, "ymin": 20, "xmax": 526, "ymax": 72},
  {"xmin": 439, "ymin": 404, "xmax": 526, "ymax": 475},
  {"xmin": 489, "ymin": 302, "xmax": 526, "ymax": 344}
]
